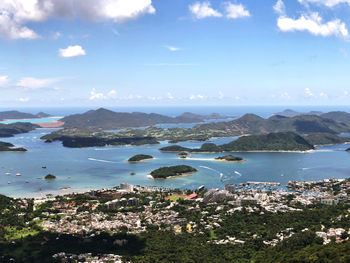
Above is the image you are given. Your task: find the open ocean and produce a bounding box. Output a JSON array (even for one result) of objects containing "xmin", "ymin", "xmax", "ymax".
[{"xmin": 1, "ymin": 106, "xmax": 350, "ymax": 198}]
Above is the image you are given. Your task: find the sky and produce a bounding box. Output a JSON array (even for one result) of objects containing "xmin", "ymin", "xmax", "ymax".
[{"xmin": 1, "ymin": 0, "xmax": 350, "ymax": 107}]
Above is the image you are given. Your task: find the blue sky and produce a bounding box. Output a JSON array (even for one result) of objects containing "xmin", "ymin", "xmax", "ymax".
[{"xmin": 1, "ymin": 0, "xmax": 350, "ymax": 107}]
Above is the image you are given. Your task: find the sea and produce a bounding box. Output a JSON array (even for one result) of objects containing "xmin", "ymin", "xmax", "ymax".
[{"xmin": 1, "ymin": 105, "xmax": 350, "ymax": 198}]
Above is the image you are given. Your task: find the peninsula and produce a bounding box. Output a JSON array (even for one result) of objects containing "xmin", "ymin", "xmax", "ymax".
[{"xmin": 0, "ymin": 141, "xmax": 27, "ymax": 152}]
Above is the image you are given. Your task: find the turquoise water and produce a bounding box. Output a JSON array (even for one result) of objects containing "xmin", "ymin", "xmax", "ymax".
[
  {"xmin": 0, "ymin": 117, "xmax": 61, "ymax": 124},
  {"xmin": 1, "ymin": 128, "xmax": 350, "ymax": 198}
]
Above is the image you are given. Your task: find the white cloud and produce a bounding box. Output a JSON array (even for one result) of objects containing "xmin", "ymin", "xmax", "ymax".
[
  {"xmin": 0, "ymin": 75, "xmax": 8, "ymax": 86},
  {"xmin": 189, "ymin": 94, "xmax": 205, "ymax": 100},
  {"xmin": 17, "ymin": 97, "xmax": 30, "ymax": 102},
  {"xmin": 305, "ymin": 88, "xmax": 313, "ymax": 97},
  {"xmin": 58, "ymin": 45, "xmax": 86, "ymax": 58},
  {"xmin": 273, "ymin": 0, "xmax": 285, "ymax": 15},
  {"xmin": 16, "ymin": 77, "xmax": 59, "ymax": 89},
  {"xmin": 218, "ymin": 91, "xmax": 224, "ymax": 99},
  {"xmin": 224, "ymin": 2, "xmax": 250, "ymax": 19},
  {"xmin": 167, "ymin": 92, "xmax": 174, "ymax": 99},
  {"xmin": 277, "ymin": 12, "xmax": 348, "ymax": 38},
  {"xmin": 189, "ymin": 1, "xmax": 222, "ymax": 19},
  {"xmin": 165, "ymin": 46, "xmax": 181, "ymax": 52},
  {"xmin": 319, "ymin": 92, "xmax": 328, "ymax": 98},
  {"xmin": 90, "ymin": 88, "xmax": 106, "ymax": 100},
  {"xmin": 0, "ymin": 0, "xmax": 155, "ymax": 39},
  {"xmin": 52, "ymin": 31, "xmax": 62, "ymax": 40},
  {"xmin": 298, "ymin": 0, "xmax": 350, "ymax": 7},
  {"xmin": 89, "ymin": 88, "xmax": 118, "ymax": 100},
  {"xmin": 344, "ymin": 90, "xmax": 349, "ymax": 96},
  {"xmin": 107, "ymin": 90, "xmax": 117, "ymax": 99}
]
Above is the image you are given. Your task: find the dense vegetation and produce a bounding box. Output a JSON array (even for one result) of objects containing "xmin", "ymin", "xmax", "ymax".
[
  {"xmin": 215, "ymin": 155, "xmax": 244, "ymax": 162},
  {"xmin": 160, "ymin": 132, "xmax": 314, "ymax": 153},
  {"xmin": 0, "ymin": 122, "xmax": 38, "ymax": 138},
  {"xmin": 128, "ymin": 154, "xmax": 153, "ymax": 162},
  {"xmin": 150, "ymin": 165, "xmax": 197, "ymax": 179},
  {"xmin": 2, "ymin": 194, "xmax": 350, "ymax": 262},
  {"xmin": 304, "ymin": 133, "xmax": 350, "ymax": 146},
  {"xmin": 0, "ymin": 141, "xmax": 26, "ymax": 152}
]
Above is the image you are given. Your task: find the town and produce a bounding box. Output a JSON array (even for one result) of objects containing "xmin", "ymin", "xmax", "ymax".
[{"xmin": 2, "ymin": 177, "xmax": 350, "ymax": 262}]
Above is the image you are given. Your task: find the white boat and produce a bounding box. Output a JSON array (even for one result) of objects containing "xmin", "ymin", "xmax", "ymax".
[
  {"xmin": 16, "ymin": 173, "xmax": 21, "ymax": 176},
  {"xmin": 5, "ymin": 173, "xmax": 10, "ymax": 176},
  {"xmin": 7, "ymin": 181, "xmax": 10, "ymax": 184}
]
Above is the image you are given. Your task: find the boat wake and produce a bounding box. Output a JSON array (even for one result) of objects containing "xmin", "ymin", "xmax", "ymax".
[
  {"xmin": 234, "ymin": 170, "xmax": 242, "ymax": 176},
  {"xmin": 199, "ymin": 166, "xmax": 219, "ymax": 173},
  {"xmin": 88, "ymin": 158, "xmax": 116, "ymax": 163}
]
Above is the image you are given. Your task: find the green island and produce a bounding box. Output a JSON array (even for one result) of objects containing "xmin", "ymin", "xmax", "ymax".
[
  {"xmin": 160, "ymin": 132, "xmax": 314, "ymax": 153},
  {"xmin": 0, "ymin": 141, "xmax": 27, "ymax": 152},
  {"xmin": 177, "ymin": 152, "xmax": 189, "ymax": 158},
  {"xmin": 128, "ymin": 154, "xmax": 153, "ymax": 162},
  {"xmin": 150, "ymin": 165, "xmax": 197, "ymax": 179},
  {"xmin": 0, "ymin": 110, "xmax": 50, "ymax": 121},
  {"xmin": 44, "ymin": 174, "xmax": 56, "ymax": 180},
  {"xmin": 215, "ymin": 155, "xmax": 244, "ymax": 162}
]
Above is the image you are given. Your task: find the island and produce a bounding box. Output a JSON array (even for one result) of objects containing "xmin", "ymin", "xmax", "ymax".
[
  {"xmin": 61, "ymin": 108, "xmax": 232, "ymax": 130},
  {"xmin": 347, "ymin": 148, "xmax": 350, "ymax": 152},
  {"xmin": 177, "ymin": 152, "xmax": 189, "ymax": 158},
  {"xmin": 215, "ymin": 155, "xmax": 244, "ymax": 162},
  {"xmin": 128, "ymin": 154, "xmax": 153, "ymax": 162},
  {"xmin": 0, "ymin": 141, "xmax": 27, "ymax": 152},
  {"xmin": 149, "ymin": 165, "xmax": 197, "ymax": 179},
  {"xmin": 45, "ymin": 174, "xmax": 56, "ymax": 180},
  {"xmin": 159, "ymin": 145, "xmax": 191, "ymax": 152},
  {"xmin": 0, "ymin": 110, "xmax": 51, "ymax": 121}
]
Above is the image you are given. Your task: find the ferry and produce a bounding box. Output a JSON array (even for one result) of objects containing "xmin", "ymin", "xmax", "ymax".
[{"xmin": 16, "ymin": 173, "xmax": 21, "ymax": 176}]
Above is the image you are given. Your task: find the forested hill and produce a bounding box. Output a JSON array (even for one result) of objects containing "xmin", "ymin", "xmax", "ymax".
[
  {"xmin": 0, "ymin": 122, "xmax": 39, "ymax": 137},
  {"xmin": 60, "ymin": 108, "xmax": 231, "ymax": 130},
  {"xmin": 193, "ymin": 113, "xmax": 350, "ymax": 136},
  {"xmin": 0, "ymin": 111, "xmax": 50, "ymax": 121},
  {"xmin": 160, "ymin": 132, "xmax": 315, "ymax": 152}
]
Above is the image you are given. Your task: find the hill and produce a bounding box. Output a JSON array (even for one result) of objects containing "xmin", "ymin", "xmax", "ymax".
[
  {"xmin": 274, "ymin": 109, "xmax": 323, "ymax": 118},
  {"xmin": 195, "ymin": 114, "xmax": 350, "ymax": 136},
  {"xmin": 321, "ymin": 111, "xmax": 350, "ymax": 126},
  {"xmin": 304, "ymin": 133, "xmax": 350, "ymax": 146},
  {"xmin": 0, "ymin": 122, "xmax": 39, "ymax": 137},
  {"xmin": 161, "ymin": 132, "xmax": 314, "ymax": 153},
  {"xmin": 0, "ymin": 110, "xmax": 51, "ymax": 121},
  {"xmin": 60, "ymin": 108, "xmax": 231, "ymax": 130}
]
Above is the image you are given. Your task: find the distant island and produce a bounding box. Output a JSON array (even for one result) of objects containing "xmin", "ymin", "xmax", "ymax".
[
  {"xmin": 0, "ymin": 141, "xmax": 27, "ymax": 152},
  {"xmin": 41, "ymin": 129, "xmax": 159, "ymax": 148},
  {"xmin": 45, "ymin": 174, "xmax": 56, "ymax": 180},
  {"xmin": 128, "ymin": 154, "xmax": 153, "ymax": 162},
  {"xmin": 60, "ymin": 108, "xmax": 232, "ymax": 130},
  {"xmin": 160, "ymin": 132, "xmax": 314, "ymax": 153},
  {"xmin": 347, "ymin": 148, "xmax": 350, "ymax": 152},
  {"xmin": 150, "ymin": 165, "xmax": 197, "ymax": 179},
  {"xmin": 0, "ymin": 110, "xmax": 51, "ymax": 121},
  {"xmin": 215, "ymin": 155, "xmax": 244, "ymax": 162}
]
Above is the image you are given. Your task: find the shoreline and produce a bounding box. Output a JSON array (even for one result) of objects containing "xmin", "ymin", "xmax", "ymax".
[
  {"xmin": 147, "ymin": 172, "xmax": 195, "ymax": 180},
  {"xmin": 127, "ymin": 157, "xmax": 155, "ymax": 163}
]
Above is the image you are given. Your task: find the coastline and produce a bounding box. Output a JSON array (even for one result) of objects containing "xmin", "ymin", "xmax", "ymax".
[{"xmin": 147, "ymin": 172, "xmax": 195, "ymax": 180}]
